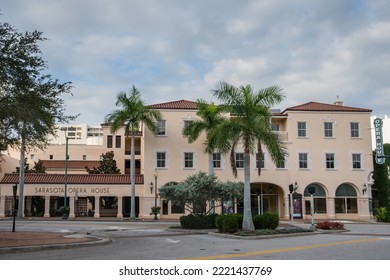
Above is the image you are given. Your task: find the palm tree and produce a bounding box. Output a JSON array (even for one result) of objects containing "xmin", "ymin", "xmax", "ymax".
[
  {"xmin": 105, "ymin": 86, "xmax": 162, "ymax": 219},
  {"xmin": 211, "ymin": 81, "xmax": 287, "ymax": 231},
  {"xmin": 183, "ymin": 99, "xmax": 226, "ymax": 175}
]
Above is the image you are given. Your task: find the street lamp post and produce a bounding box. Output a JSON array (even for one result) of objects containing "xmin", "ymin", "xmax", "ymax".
[
  {"xmin": 12, "ymin": 184, "xmax": 18, "ymax": 232},
  {"xmin": 63, "ymin": 135, "xmax": 69, "ymax": 219},
  {"xmin": 289, "ymin": 182, "xmax": 298, "ymax": 224},
  {"xmin": 60, "ymin": 127, "xmax": 71, "ymax": 219},
  {"xmin": 153, "ymin": 169, "xmax": 158, "ymax": 220}
]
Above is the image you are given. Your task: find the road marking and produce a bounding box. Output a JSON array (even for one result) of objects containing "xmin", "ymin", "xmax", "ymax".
[
  {"xmin": 185, "ymin": 238, "xmax": 382, "ymax": 260},
  {"xmin": 166, "ymin": 238, "xmax": 181, "ymax": 243}
]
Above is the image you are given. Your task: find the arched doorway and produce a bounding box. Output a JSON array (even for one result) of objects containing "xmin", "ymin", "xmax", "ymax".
[
  {"xmin": 303, "ymin": 183, "xmax": 327, "ymax": 215},
  {"xmin": 335, "ymin": 183, "xmax": 358, "ymax": 214}
]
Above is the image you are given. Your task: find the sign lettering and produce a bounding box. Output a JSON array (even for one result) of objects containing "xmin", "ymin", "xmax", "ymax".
[{"xmin": 374, "ymin": 118, "xmax": 385, "ymax": 164}]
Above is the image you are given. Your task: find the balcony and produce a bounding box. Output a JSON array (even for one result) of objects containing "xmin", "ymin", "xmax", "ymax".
[
  {"xmin": 272, "ymin": 131, "xmax": 288, "ymax": 141},
  {"xmin": 125, "ymin": 149, "xmax": 141, "ymax": 155}
]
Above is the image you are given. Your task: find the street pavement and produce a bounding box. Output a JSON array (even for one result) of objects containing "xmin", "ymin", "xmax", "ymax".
[{"xmin": 1, "ymin": 218, "xmax": 390, "ymax": 259}]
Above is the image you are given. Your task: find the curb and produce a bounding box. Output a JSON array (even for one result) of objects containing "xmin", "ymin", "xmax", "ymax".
[
  {"xmin": 208, "ymin": 231, "xmax": 317, "ymax": 240},
  {"xmin": 0, "ymin": 236, "xmax": 112, "ymax": 255}
]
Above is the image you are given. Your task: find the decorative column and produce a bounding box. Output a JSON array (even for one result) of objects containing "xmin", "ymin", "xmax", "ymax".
[
  {"xmin": 44, "ymin": 196, "xmax": 50, "ymax": 218},
  {"xmin": 327, "ymin": 196, "xmax": 335, "ymax": 219},
  {"xmin": 94, "ymin": 196, "xmax": 100, "ymax": 218},
  {"xmin": 0, "ymin": 196, "xmax": 5, "ymax": 218},
  {"xmin": 283, "ymin": 195, "xmax": 290, "ymax": 220},
  {"xmin": 117, "ymin": 196, "xmax": 123, "ymax": 218},
  {"xmin": 68, "ymin": 197, "xmax": 75, "ymax": 219}
]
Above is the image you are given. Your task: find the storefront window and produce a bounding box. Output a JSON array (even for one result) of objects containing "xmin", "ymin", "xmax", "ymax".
[
  {"xmin": 335, "ymin": 184, "xmax": 357, "ymax": 214},
  {"xmin": 304, "ymin": 184, "xmax": 327, "ymax": 214}
]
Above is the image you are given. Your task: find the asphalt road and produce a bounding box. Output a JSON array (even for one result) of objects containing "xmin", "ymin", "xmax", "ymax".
[{"xmin": 1, "ymin": 219, "xmax": 390, "ymax": 260}]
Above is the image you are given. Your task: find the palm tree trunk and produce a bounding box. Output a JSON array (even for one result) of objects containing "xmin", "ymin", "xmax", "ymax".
[
  {"xmin": 242, "ymin": 152, "xmax": 255, "ymax": 231},
  {"xmin": 208, "ymin": 153, "xmax": 214, "ymax": 175},
  {"xmin": 130, "ymin": 132, "xmax": 136, "ymax": 219}
]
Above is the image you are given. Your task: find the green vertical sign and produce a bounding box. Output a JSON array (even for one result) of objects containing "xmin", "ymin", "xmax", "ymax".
[{"xmin": 374, "ymin": 118, "xmax": 385, "ymax": 164}]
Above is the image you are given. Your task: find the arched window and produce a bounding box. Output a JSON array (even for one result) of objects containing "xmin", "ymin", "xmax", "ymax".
[
  {"xmin": 335, "ymin": 184, "xmax": 357, "ymax": 214},
  {"xmin": 304, "ymin": 184, "xmax": 327, "ymax": 214}
]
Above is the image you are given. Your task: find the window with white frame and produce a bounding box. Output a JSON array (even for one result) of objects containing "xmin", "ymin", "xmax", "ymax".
[
  {"xmin": 184, "ymin": 152, "xmax": 194, "ymax": 168},
  {"xmin": 276, "ymin": 159, "xmax": 285, "ymax": 169},
  {"xmin": 156, "ymin": 152, "xmax": 166, "ymax": 168},
  {"xmin": 235, "ymin": 153, "xmax": 244, "ymax": 168},
  {"xmin": 213, "ymin": 153, "xmax": 222, "ymax": 168},
  {"xmin": 297, "ymin": 122, "xmax": 307, "ymax": 137},
  {"xmin": 256, "ymin": 152, "xmax": 265, "ymax": 169},
  {"xmin": 325, "ymin": 153, "xmax": 335, "ymax": 169},
  {"xmin": 298, "ymin": 153, "xmax": 308, "ymax": 169},
  {"xmin": 156, "ymin": 120, "xmax": 166, "ymax": 136},
  {"xmin": 350, "ymin": 122, "xmax": 360, "ymax": 138},
  {"xmin": 182, "ymin": 120, "xmax": 194, "ymax": 136},
  {"xmin": 324, "ymin": 122, "xmax": 333, "ymax": 138},
  {"xmin": 352, "ymin": 153, "xmax": 362, "ymax": 169}
]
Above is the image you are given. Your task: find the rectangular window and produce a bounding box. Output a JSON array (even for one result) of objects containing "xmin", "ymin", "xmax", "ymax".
[
  {"xmin": 82, "ymin": 155, "xmax": 87, "ymax": 160},
  {"xmin": 299, "ymin": 153, "xmax": 308, "ymax": 169},
  {"xmin": 352, "ymin": 153, "xmax": 362, "ymax": 169},
  {"xmin": 184, "ymin": 152, "xmax": 194, "ymax": 168},
  {"xmin": 235, "ymin": 153, "xmax": 244, "ymax": 168},
  {"xmin": 213, "ymin": 153, "xmax": 222, "ymax": 168},
  {"xmin": 115, "ymin": 135, "xmax": 121, "ymax": 148},
  {"xmin": 30, "ymin": 154, "xmax": 35, "ymax": 160},
  {"xmin": 182, "ymin": 120, "xmax": 194, "ymax": 135},
  {"xmin": 297, "ymin": 122, "xmax": 307, "ymax": 137},
  {"xmin": 324, "ymin": 122, "xmax": 333, "ymax": 138},
  {"xmin": 256, "ymin": 152, "xmax": 265, "ymax": 169},
  {"xmin": 156, "ymin": 152, "xmax": 166, "ymax": 168},
  {"xmin": 271, "ymin": 123, "xmax": 280, "ymax": 131},
  {"xmin": 49, "ymin": 155, "xmax": 53, "ymax": 160},
  {"xmin": 156, "ymin": 120, "xmax": 166, "ymax": 136},
  {"xmin": 276, "ymin": 159, "xmax": 285, "ymax": 169},
  {"xmin": 350, "ymin": 122, "xmax": 360, "ymax": 138},
  {"xmin": 107, "ymin": 135, "xmax": 113, "ymax": 148},
  {"xmin": 325, "ymin": 153, "xmax": 335, "ymax": 169}
]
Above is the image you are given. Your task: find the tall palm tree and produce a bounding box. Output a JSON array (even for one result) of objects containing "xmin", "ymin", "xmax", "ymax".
[
  {"xmin": 105, "ymin": 86, "xmax": 161, "ymax": 219},
  {"xmin": 211, "ymin": 81, "xmax": 287, "ymax": 231},
  {"xmin": 183, "ymin": 99, "xmax": 226, "ymax": 175}
]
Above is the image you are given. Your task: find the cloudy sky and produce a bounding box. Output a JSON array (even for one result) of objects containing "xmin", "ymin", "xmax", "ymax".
[{"xmin": 2, "ymin": 0, "xmax": 389, "ymax": 124}]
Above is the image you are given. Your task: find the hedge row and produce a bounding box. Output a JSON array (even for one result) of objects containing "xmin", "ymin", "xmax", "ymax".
[{"xmin": 180, "ymin": 212, "xmax": 279, "ymax": 233}]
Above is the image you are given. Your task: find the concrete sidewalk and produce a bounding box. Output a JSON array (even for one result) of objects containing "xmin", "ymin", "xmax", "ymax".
[{"xmin": 0, "ymin": 231, "xmax": 110, "ymax": 254}]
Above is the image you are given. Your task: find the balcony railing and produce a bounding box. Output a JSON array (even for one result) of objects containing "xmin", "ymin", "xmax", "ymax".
[
  {"xmin": 272, "ymin": 131, "xmax": 288, "ymax": 141},
  {"xmin": 125, "ymin": 150, "xmax": 141, "ymax": 155}
]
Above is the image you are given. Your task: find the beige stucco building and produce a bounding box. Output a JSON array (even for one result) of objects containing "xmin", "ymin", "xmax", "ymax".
[{"xmin": 0, "ymin": 98, "xmax": 374, "ymax": 221}]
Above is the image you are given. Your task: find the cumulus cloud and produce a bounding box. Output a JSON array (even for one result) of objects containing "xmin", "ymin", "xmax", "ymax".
[{"xmin": 1, "ymin": 0, "xmax": 390, "ymax": 123}]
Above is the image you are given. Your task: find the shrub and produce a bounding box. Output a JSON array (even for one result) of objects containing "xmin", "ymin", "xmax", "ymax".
[
  {"xmin": 216, "ymin": 214, "xmax": 243, "ymax": 233},
  {"xmin": 253, "ymin": 212, "xmax": 279, "ymax": 230},
  {"xmin": 180, "ymin": 214, "xmax": 218, "ymax": 229},
  {"xmin": 215, "ymin": 214, "xmax": 240, "ymax": 233},
  {"xmin": 374, "ymin": 207, "xmax": 390, "ymax": 222},
  {"xmin": 316, "ymin": 220, "xmax": 345, "ymax": 230}
]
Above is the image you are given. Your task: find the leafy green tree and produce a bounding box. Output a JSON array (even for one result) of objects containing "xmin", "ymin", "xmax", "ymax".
[
  {"xmin": 159, "ymin": 171, "xmax": 243, "ymax": 215},
  {"xmin": 15, "ymin": 158, "xmax": 46, "ymax": 173},
  {"xmin": 210, "ymin": 82, "xmax": 287, "ymax": 231},
  {"xmin": 1, "ymin": 20, "xmax": 75, "ymax": 217},
  {"xmin": 183, "ymin": 99, "xmax": 226, "ymax": 175},
  {"xmin": 87, "ymin": 151, "xmax": 121, "ymax": 174},
  {"xmin": 373, "ymin": 144, "xmax": 390, "ymax": 210},
  {"xmin": 105, "ymin": 86, "xmax": 161, "ymax": 219}
]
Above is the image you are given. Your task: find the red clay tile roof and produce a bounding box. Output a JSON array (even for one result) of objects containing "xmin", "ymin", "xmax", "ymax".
[
  {"xmin": 42, "ymin": 160, "xmax": 100, "ymax": 170},
  {"xmin": 149, "ymin": 99, "xmax": 198, "ymax": 110},
  {"xmin": 283, "ymin": 102, "xmax": 372, "ymax": 113},
  {"xmin": 0, "ymin": 173, "xmax": 144, "ymax": 185}
]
